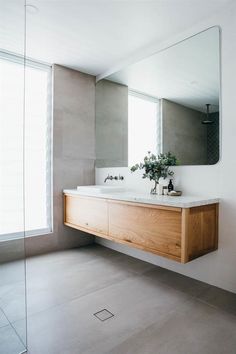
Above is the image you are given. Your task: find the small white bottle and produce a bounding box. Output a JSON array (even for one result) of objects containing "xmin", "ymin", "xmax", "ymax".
[{"xmin": 163, "ymin": 186, "xmax": 168, "ymax": 195}]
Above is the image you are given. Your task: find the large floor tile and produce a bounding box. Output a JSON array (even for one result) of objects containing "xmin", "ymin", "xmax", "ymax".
[
  {"xmin": 25, "ymin": 274, "xmax": 189, "ymax": 354},
  {"xmin": 26, "ymin": 244, "xmax": 116, "ymax": 275},
  {"xmin": 109, "ymin": 298, "xmax": 236, "ymax": 354},
  {"xmin": 11, "ymin": 317, "xmax": 27, "ymax": 348},
  {"xmin": 26, "ymin": 245, "xmax": 154, "ymax": 317},
  {"xmin": 0, "ymin": 309, "xmax": 9, "ymax": 328},
  {"xmin": 196, "ymin": 285, "xmax": 236, "ymax": 315},
  {"xmin": 26, "ymin": 244, "xmax": 154, "ymax": 278},
  {"xmin": 143, "ymin": 267, "xmax": 210, "ymax": 297},
  {"xmin": 0, "ymin": 281, "xmax": 26, "ymax": 323},
  {"xmin": 2, "ymin": 244, "xmax": 236, "ymax": 354},
  {"xmin": 0, "ymin": 260, "xmax": 25, "ymax": 287},
  {"xmin": 0, "ymin": 325, "xmax": 26, "ymax": 354}
]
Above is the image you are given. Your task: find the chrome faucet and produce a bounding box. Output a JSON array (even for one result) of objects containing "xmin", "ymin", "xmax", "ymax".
[
  {"xmin": 104, "ymin": 174, "xmax": 114, "ymax": 183},
  {"xmin": 104, "ymin": 174, "xmax": 124, "ymax": 183}
]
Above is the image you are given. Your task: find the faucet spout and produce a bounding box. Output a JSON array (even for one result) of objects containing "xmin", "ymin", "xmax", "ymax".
[{"xmin": 104, "ymin": 174, "xmax": 112, "ymax": 183}]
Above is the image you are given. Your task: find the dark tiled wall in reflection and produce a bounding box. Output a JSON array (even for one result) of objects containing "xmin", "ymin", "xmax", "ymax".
[{"xmin": 207, "ymin": 112, "xmax": 219, "ymax": 164}]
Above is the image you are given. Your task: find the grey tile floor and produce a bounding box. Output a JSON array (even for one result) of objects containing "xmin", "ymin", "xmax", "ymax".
[
  {"xmin": 0, "ymin": 259, "xmax": 27, "ymax": 354},
  {"xmin": 2, "ymin": 244, "xmax": 236, "ymax": 354}
]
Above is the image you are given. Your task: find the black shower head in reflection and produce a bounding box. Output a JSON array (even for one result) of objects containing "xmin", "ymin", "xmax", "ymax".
[{"xmin": 202, "ymin": 104, "xmax": 214, "ymax": 124}]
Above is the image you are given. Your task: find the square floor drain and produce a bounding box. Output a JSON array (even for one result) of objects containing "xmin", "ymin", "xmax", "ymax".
[{"xmin": 93, "ymin": 309, "xmax": 114, "ymax": 322}]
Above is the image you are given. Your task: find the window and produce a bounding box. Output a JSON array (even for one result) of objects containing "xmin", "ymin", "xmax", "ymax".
[
  {"xmin": 0, "ymin": 52, "xmax": 52, "ymax": 240},
  {"xmin": 128, "ymin": 91, "xmax": 161, "ymax": 166}
]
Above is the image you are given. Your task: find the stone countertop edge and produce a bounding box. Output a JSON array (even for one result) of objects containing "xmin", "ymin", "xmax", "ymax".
[{"xmin": 63, "ymin": 189, "xmax": 220, "ymax": 209}]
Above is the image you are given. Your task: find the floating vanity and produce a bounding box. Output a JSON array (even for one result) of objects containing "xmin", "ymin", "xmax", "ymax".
[{"xmin": 63, "ymin": 188, "xmax": 219, "ymax": 264}]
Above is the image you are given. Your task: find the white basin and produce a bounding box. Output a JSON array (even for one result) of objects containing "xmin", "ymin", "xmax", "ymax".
[{"xmin": 77, "ymin": 185, "xmax": 125, "ymax": 194}]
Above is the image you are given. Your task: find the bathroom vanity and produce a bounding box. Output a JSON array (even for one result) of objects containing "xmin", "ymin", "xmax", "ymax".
[{"xmin": 63, "ymin": 189, "xmax": 219, "ymax": 264}]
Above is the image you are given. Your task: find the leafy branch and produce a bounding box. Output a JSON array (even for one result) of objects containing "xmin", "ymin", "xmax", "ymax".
[{"xmin": 131, "ymin": 151, "xmax": 179, "ymax": 183}]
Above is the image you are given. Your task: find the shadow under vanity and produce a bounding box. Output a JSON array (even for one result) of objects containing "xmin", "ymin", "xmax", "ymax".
[{"xmin": 64, "ymin": 27, "xmax": 220, "ymax": 264}]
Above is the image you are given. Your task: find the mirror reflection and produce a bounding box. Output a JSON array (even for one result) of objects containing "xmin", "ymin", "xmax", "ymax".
[{"xmin": 95, "ymin": 27, "xmax": 220, "ymax": 167}]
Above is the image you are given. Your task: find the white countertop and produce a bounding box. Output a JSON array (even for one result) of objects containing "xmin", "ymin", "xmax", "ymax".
[{"xmin": 63, "ymin": 188, "xmax": 220, "ymax": 208}]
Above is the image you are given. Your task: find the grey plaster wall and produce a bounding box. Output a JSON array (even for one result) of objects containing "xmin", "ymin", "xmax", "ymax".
[
  {"xmin": 162, "ymin": 99, "xmax": 207, "ymax": 165},
  {"xmin": 95, "ymin": 79, "xmax": 128, "ymax": 167},
  {"xmin": 24, "ymin": 65, "xmax": 95, "ymax": 258}
]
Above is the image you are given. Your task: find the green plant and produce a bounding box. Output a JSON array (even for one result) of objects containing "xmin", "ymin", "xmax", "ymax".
[{"xmin": 131, "ymin": 151, "xmax": 178, "ymax": 193}]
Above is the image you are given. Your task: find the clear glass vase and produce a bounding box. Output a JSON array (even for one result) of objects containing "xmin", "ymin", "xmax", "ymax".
[{"xmin": 150, "ymin": 180, "xmax": 158, "ymax": 194}]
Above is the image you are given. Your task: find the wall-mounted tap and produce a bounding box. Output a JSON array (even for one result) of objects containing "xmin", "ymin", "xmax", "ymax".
[
  {"xmin": 104, "ymin": 174, "xmax": 114, "ymax": 183},
  {"xmin": 104, "ymin": 174, "xmax": 125, "ymax": 183}
]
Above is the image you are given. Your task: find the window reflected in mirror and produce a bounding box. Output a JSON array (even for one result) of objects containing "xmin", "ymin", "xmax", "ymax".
[
  {"xmin": 95, "ymin": 26, "xmax": 220, "ymax": 167},
  {"xmin": 128, "ymin": 92, "xmax": 160, "ymax": 166}
]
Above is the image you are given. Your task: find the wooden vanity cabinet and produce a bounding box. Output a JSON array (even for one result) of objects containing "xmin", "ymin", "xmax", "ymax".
[{"xmin": 64, "ymin": 194, "xmax": 218, "ymax": 263}]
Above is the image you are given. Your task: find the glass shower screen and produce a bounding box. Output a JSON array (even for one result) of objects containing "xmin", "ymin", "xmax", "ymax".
[{"xmin": 0, "ymin": 1, "xmax": 27, "ymax": 353}]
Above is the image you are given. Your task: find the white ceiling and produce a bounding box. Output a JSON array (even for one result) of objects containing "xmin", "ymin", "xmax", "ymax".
[
  {"xmin": 107, "ymin": 27, "xmax": 220, "ymax": 112},
  {"xmin": 0, "ymin": 0, "xmax": 232, "ymax": 77}
]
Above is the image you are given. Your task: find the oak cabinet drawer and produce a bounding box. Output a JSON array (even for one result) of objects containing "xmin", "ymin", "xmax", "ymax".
[
  {"xmin": 108, "ymin": 201, "xmax": 182, "ymax": 259},
  {"xmin": 64, "ymin": 195, "xmax": 108, "ymax": 235}
]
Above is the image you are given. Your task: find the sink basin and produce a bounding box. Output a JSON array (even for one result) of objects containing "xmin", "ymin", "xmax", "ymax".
[{"xmin": 77, "ymin": 185, "xmax": 125, "ymax": 194}]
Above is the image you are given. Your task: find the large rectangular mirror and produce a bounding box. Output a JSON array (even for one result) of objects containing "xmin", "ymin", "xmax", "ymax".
[{"xmin": 95, "ymin": 26, "xmax": 220, "ymax": 167}]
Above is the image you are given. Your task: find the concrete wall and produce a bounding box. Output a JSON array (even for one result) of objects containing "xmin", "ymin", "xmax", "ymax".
[
  {"xmin": 162, "ymin": 99, "xmax": 207, "ymax": 165},
  {"xmin": 95, "ymin": 79, "xmax": 128, "ymax": 167},
  {"xmin": 95, "ymin": 4, "xmax": 236, "ymax": 294},
  {"xmin": 24, "ymin": 65, "xmax": 95, "ymax": 257}
]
